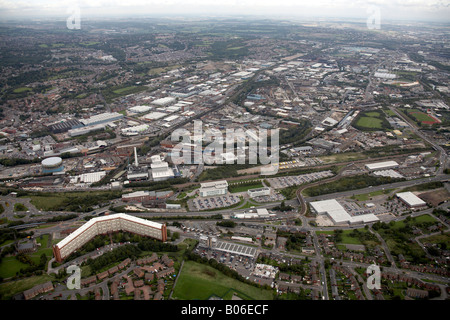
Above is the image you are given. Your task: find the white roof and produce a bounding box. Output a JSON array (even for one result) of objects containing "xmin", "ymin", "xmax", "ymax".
[
  {"xmin": 80, "ymin": 112, "xmax": 123, "ymax": 126},
  {"xmin": 129, "ymin": 105, "xmax": 152, "ymax": 113},
  {"xmin": 78, "ymin": 171, "xmax": 106, "ymax": 184},
  {"xmin": 151, "ymin": 97, "xmax": 176, "ymax": 106},
  {"xmin": 396, "ymin": 192, "xmax": 426, "ymax": 206},
  {"xmin": 122, "ymin": 191, "xmax": 149, "ymax": 198},
  {"xmin": 141, "ymin": 112, "xmax": 167, "ymax": 120},
  {"xmin": 200, "ymin": 180, "xmax": 228, "ymax": 189},
  {"xmin": 310, "ymin": 199, "xmax": 379, "ymax": 224},
  {"xmin": 42, "ymin": 157, "xmax": 62, "ymax": 167},
  {"xmin": 365, "ymin": 160, "xmax": 399, "ymax": 170},
  {"xmin": 55, "ymin": 213, "xmax": 163, "ymax": 249}
]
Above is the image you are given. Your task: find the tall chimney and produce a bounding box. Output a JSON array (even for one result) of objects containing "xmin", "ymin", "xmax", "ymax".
[{"xmin": 134, "ymin": 147, "xmax": 139, "ymax": 167}]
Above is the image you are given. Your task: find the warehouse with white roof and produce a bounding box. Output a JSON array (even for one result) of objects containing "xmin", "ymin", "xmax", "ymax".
[
  {"xmin": 310, "ymin": 199, "xmax": 379, "ymax": 225},
  {"xmin": 365, "ymin": 160, "xmax": 399, "ymax": 171},
  {"xmin": 396, "ymin": 191, "xmax": 427, "ymax": 208}
]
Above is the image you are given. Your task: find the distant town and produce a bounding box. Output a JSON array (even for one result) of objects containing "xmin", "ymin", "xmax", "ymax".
[{"xmin": 0, "ymin": 16, "xmax": 449, "ymax": 302}]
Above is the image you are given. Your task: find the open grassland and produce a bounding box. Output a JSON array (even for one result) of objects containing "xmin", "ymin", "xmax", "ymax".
[{"xmin": 172, "ymin": 260, "xmax": 273, "ymax": 300}]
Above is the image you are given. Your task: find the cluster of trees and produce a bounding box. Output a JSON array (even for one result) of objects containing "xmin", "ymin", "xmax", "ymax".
[
  {"xmin": 272, "ymin": 201, "xmax": 294, "ymax": 212},
  {"xmin": 304, "ymin": 175, "xmax": 405, "ymax": 197},
  {"xmin": 14, "ymin": 252, "xmax": 48, "ymax": 278},
  {"xmin": 137, "ymin": 238, "xmax": 178, "ymax": 253},
  {"xmin": 278, "ymin": 121, "xmax": 312, "ymax": 147},
  {"xmin": 36, "ymin": 191, "xmax": 121, "ymax": 212},
  {"xmin": 276, "ymin": 230, "xmax": 307, "ymax": 252},
  {"xmin": 84, "ymin": 244, "xmax": 141, "ymax": 274},
  {"xmin": 216, "ymin": 220, "xmax": 236, "ymax": 228},
  {"xmin": 46, "ymin": 214, "xmax": 77, "ymax": 223},
  {"xmin": 198, "ymin": 164, "xmax": 254, "ymax": 181},
  {"xmin": 372, "ymin": 220, "xmax": 429, "ymax": 264},
  {"xmin": 0, "ymin": 158, "xmax": 40, "ymax": 167}
]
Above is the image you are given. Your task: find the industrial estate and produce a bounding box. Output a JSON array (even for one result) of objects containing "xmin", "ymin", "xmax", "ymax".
[{"xmin": 0, "ymin": 5, "xmax": 449, "ymax": 304}]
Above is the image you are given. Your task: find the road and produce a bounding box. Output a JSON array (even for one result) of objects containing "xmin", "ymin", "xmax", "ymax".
[{"xmin": 388, "ymin": 106, "xmax": 448, "ymax": 175}]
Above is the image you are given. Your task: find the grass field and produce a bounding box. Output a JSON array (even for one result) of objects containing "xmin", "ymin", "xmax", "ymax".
[
  {"xmin": 228, "ymin": 181, "xmax": 264, "ymax": 193},
  {"xmin": 352, "ymin": 109, "xmax": 391, "ymax": 131},
  {"xmin": 13, "ymin": 87, "xmax": 32, "ymax": 93},
  {"xmin": 0, "ymin": 274, "xmax": 54, "ymax": 300},
  {"xmin": 408, "ymin": 111, "xmax": 436, "ymax": 122},
  {"xmin": 13, "ymin": 203, "xmax": 28, "ymax": 212},
  {"xmin": 318, "ymin": 151, "xmax": 368, "ymax": 164},
  {"xmin": 112, "ymin": 86, "xmax": 140, "ymax": 95},
  {"xmin": 420, "ymin": 233, "xmax": 450, "ymax": 249},
  {"xmin": 29, "ymin": 195, "xmax": 66, "ymax": 211},
  {"xmin": 351, "ymin": 189, "xmax": 393, "ymax": 201},
  {"xmin": 0, "ymin": 234, "xmax": 53, "ymax": 278},
  {"xmin": 355, "ymin": 116, "xmax": 383, "ymax": 129},
  {"xmin": 172, "ymin": 260, "xmax": 273, "ymax": 300},
  {"xmin": 316, "ymin": 229, "xmax": 369, "ymax": 245}
]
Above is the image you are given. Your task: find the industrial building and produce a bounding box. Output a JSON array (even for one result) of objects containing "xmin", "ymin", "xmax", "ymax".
[
  {"xmin": 127, "ymin": 147, "xmax": 149, "ymax": 181},
  {"xmin": 47, "ymin": 119, "xmax": 83, "ymax": 134},
  {"xmin": 396, "ymin": 192, "xmax": 427, "ymax": 209},
  {"xmin": 365, "ymin": 160, "xmax": 399, "ymax": 171},
  {"xmin": 122, "ymin": 190, "xmax": 174, "ymax": 203},
  {"xmin": 68, "ymin": 123, "xmax": 109, "ymax": 137},
  {"xmin": 232, "ymin": 208, "xmax": 271, "ymax": 219},
  {"xmin": 121, "ymin": 124, "xmax": 149, "ymax": 136},
  {"xmin": 80, "ymin": 112, "xmax": 124, "ymax": 126},
  {"xmin": 150, "ymin": 155, "xmax": 174, "ymax": 181},
  {"xmin": 199, "ymin": 180, "xmax": 228, "ymax": 197},
  {"xmin": 128, "ymin": 105, "xmax": 153, "ymax": 114},
  {"xmin": 52, "ymin": 213, "xmax": 167, "ymax": 262},
  {"xmin": 151, "ymin": 97, "xmax": 176, "ymax": 106},
  {"xmin": 310, "ymin": 199, "xmax": 379, "ymax": 225}
]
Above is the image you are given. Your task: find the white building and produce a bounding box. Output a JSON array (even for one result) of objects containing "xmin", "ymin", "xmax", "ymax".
[
  {"xmin": 199, "ymin": 180, "xmax": 228, "ymax": 197},
  {"xmin": 310, "ymin": 199, "xmax": 379, "ymax": 225},
  {"xmin": 396, "ymin": 192, "xmax": 427, "ymax": 208},
  {"xmin": 151, "ymin": 156, "xmax": 174, "ymax": 182},
  {"xmin": 129, "ymin": 105, "xmax": 153, "ymax": 114},
  {"xmin": 247, "ymin": 187, "xmax": 271, "ymax": 198},
  {"xmin": 151, "ymin": 97, "xmax": 176, "ymax": 106},
  {"xmin": 365, "ymin": 160, "xmax": 399, "ymax": 171},
  {"xmin": 52, "ymin": 213, "xmax": 166, "ymax": 262},
  {"xmin": 80, "ymin": 112, "xmax": 124, "ymax": 126}
]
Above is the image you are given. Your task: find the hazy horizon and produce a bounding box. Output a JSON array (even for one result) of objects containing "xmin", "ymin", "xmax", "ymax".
[{"xmin": 0, "ymin": 0, "xmax": 449, "ymax": 23}]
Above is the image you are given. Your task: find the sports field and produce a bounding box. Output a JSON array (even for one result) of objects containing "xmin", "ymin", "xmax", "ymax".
[
  {"xmin": 352, "ymin": 110, "xmax": 391, "ymax": 131},
  {"xmin": 172, "ymin": 260, "xmax": 273, "ymax": 300},
  {"xmin": 355, "ymin": 116, "xmax": 383, "ymax": 129}
]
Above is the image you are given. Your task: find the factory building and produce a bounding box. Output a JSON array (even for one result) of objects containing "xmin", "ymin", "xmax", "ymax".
[
  {"xmin": 47, "ymin": 119, "xmax": 83, "ymax": 134},
  {"xmin": 151, "ymin": 97, "xmax": 176, "ymax": 106},
  {"xmin": 150, "ymin": 155, "xmax": 174, "ymax": 182},
  {"xmin": 52, "ymin": 213, "xmax": 167, "ymax": 263},
  {"xmin": 80, "ymin": 112, "xmax": 124, "ymax": 127},
  {"xmin": 127, "ymin": 147, "xmax": 149, "ymax": 181}
]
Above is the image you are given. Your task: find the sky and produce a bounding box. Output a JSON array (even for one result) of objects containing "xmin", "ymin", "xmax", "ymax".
[{"xmin": 0, "ymin": 0, "xmax": 449, "ymax": 22}]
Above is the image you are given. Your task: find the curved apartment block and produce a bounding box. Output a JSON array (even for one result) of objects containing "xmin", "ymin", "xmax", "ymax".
[{"xmin": 52, "ymin": 213, "xmax": 167, "ymax": 263}]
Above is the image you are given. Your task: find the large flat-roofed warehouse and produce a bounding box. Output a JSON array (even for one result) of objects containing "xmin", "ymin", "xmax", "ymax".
[
  {"xmin": 365, "ymin": 160, "xmax": 399, "ymax": 171},
  {"xmin": 396, "ymin": 191, "xmax": 427, "ymax": 208},
  {"xmin": 310, "ymin": 199, "xmax": 379, "ymax": 225},
  {"xmin": 199, "ymin": 180, "xmax": 228, "ymax": 197},
  {"xmin": 52, "ymin": 213, "xmax": 167, "ymax": 262}
]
